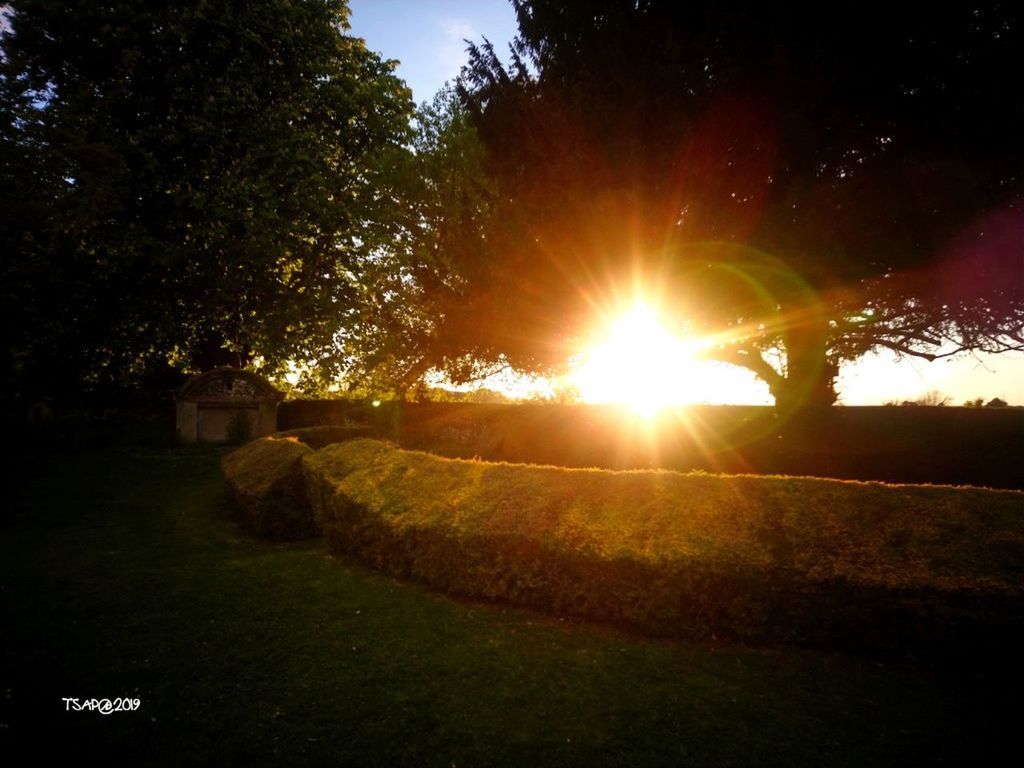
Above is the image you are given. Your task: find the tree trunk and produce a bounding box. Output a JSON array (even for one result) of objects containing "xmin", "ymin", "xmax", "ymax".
[
  {"xmin": 697, "ymin": 315, "xmax": 838, "ymax": 415},
  {"xmin": 772, "ymin": 319, "xmax": 838, "ymax": 416}
]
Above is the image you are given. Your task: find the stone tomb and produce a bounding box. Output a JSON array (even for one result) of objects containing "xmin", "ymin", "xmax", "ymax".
[{"xmin": 175, "ymin": 367, "xmax": 283, "ymax": 443}]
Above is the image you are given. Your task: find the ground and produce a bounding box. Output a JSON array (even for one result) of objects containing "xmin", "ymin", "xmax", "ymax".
[{"xmin": 2, "ymin": 444, "xmax": 1015, "ymax": 765}]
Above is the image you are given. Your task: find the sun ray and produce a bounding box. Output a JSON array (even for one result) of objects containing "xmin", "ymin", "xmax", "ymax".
[
  {"xmin": 569, "ymin": 299, "xmax": 772, "ymax": 415},
  {"xmin": 572, "ymin": 302, "xmax": 699, "ymax": 416}
]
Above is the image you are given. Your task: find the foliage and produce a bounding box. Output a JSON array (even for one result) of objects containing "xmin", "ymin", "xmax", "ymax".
[
  {"xmin": 274, "ymin": 399, "xmax": 1024, "ymax": 489},
  {"xmin": 418, "ymin": 386, "xmax": 513, "ymax": 404},
  {"xmin": 221, "ymin": 426, "xmax": 370, "ymax": 536},
  {"xmin": 336, "ymin": 83, "xmax": 499, "ymax": 398},
  {"xmin": 440, "ymin": 0, "xmax": 1024, "ymax": 411},
  {"xmin": 272, "ymin": 424, "xmax": 372, "ymax": 448},
  {"xmin": 303, "ymin": 438, "xmax": 1024, "ymax": 655},
  {"xmin": 912, "ymin": 390, "xmax": 952, "ymax": 407},
  {"xmin": 221, "ymin": 435, "xmax": 314, "ymax": 538},
  {"xmin": 0, "ymin": 0, "xmax": 414, "ymax": 402},
  {"xmin": 405, "ymin": 403, "xmax": 1024, "ymax": 489}
]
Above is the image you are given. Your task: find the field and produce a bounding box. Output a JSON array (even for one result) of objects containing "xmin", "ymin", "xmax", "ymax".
[{"xmin": 3, "ymin": 441, "xmax": 1022, "ymax": 765}]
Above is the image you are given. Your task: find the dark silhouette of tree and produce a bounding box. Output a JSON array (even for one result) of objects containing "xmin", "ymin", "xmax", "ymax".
[
  {"xmin": 915, "ymin": 390, "xmax": 951, "ymax": 407},
  {"xmin": 339, "ymin": 84, "xmax": 502, "ymax": 399},
  {"xmin": 1, "ymin": 0, "xmax": 413, "ymax": 402},
  {"xmin": 441, "ymin": 0, "xmax": 1023, "ymax": 411}
]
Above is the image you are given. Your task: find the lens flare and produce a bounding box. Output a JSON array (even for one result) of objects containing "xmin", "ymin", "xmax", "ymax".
[{"xmin": 571, "ymin": 302, "xmax": 707, "ymax": 417}]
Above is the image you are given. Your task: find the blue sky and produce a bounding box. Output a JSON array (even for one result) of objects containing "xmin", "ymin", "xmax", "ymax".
[
  {"xmin": 344, "ymin": 1, "xmax": 1024, "ymax": 405},
  {"xmin": 348, "ymin": 0, "xmax": 517, "ymax": 105}
]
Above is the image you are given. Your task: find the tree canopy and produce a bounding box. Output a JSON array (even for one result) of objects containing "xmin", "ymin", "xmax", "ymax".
[
  {"xmin": 338, "ymin": 83, "xmax": 501, "ymax": 398},
  {"xmin": 1, "ymin": 0, "xmax": 413, "ymax": 402},
  {"xmin": 433, "ymin": 0, "xmax": 1024, "ymax": 410}
]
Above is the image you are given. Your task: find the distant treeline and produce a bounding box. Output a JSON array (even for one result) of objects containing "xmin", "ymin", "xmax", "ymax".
[{"xmin": 280, "ymin": 401, "xmax": 1024, "ymax": 490}]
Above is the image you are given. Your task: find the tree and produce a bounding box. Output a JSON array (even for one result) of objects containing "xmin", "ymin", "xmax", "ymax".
[
  {"xmin": 440, "ymin": 0, "xmax": 1023, "ymax": 412},
  {"xmin": 1, "ymin": 0, "xmax": 413, "ymax": 402},
  {"xmin": 915, "ymin": 390, "xmax": 951, "ymax": 407},
  {"xmin": 337, "ymin": 83, "xmax": 501, "ymax": 399}
]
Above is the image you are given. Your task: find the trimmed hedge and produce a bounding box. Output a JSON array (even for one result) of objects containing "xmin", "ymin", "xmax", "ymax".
[
  {"xmin": 302, "ymin": 439, "xmax": 1024, "ymax": 656},
  {"xmin": 273, "ymin": 425, "xmax": 371, "ymax": 449},
  {"xmin": 279, "ymin": 400, "xmax": 1024, "ymax": 489},
  {"xmin": 222, "ymin": 436, "xmax": 316, "ymax": 539},
  {"xmin": 221, "ymin": 427, "xmax": 369, "ymax": 538}
]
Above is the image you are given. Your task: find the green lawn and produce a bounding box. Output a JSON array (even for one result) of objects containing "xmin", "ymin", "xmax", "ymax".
[{"xmin": 2, "ymin": 445, "xmax": 1016, "ymax": 765}]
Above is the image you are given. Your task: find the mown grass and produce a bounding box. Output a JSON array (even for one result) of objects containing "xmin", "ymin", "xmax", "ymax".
[{"xmin": 2, "ymin": 444, "xmax": 1020, "ymax": 765}]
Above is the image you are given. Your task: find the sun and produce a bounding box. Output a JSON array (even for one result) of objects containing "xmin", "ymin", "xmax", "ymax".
[{"xmin": 570, "ymin": 302, "xmax": 705, "ymax": 417}]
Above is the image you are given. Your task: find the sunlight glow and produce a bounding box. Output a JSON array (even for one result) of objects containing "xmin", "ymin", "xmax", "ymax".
[
  {"xmin": 572, "ymin": 303, "xmax": 702, "ymax": 417},
  {"xmin": 570, "ymin": 301, "xmax": 773, "ymax": 415}
]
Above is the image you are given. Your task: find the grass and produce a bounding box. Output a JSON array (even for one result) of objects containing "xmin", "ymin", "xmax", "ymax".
[{"xmin": 3, "ymin": 443, "xmax": 1021, "ymax": 765}]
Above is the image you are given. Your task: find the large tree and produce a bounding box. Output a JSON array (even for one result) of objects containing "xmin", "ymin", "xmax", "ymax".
[
  {"xmin": 1, "ymin": 0, "xmax": 413, "ymax": 401},
  {"xmin": 337, "ymin": 83, "xmax": 500, "ymax": 398},
  {"xmin": 439, "ymin": 0, "xmax": 1023, "ymax": 411}
]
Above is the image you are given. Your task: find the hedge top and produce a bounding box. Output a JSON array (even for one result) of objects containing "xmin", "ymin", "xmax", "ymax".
[
  {"xmin": 221, "ymin": 435, "xmax": 312, "ymax": 499},
  {"xmin": 304, "ymin": 439, "xmax": 1024, "ymax": 596}
]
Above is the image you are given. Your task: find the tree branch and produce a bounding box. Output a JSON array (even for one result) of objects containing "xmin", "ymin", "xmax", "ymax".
[{"xmin": 696, "ymin": 345, "xmax": 784, "ymax": 393}]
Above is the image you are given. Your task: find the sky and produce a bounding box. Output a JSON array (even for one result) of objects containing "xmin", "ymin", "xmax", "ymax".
[
  {"xmin": 346, "ymin": 0, "xmax": 1023, "ymax": 406},
  {"xmin": 348, "ymin": 0, "xmax": 517, "ymax": 106}
]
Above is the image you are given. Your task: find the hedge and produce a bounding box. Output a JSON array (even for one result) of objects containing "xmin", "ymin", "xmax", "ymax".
[
  {"xmin": 301, "ymin": 439, "xmax": 1024, "ymax": 656},
  {"xmin": 222, "ymin": 436, "xmax": 316, "ymax": 539},
  {"xmin": 273, "ymin": 425, "xmax": 371, "ymax": 449},
  {"xmin": 278, "ymin": 400, "xmax": 1024, "ymax": 489},
  {"xmin": 221, "ymin": 427, "xmax": 371, "ymax": 538}
]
